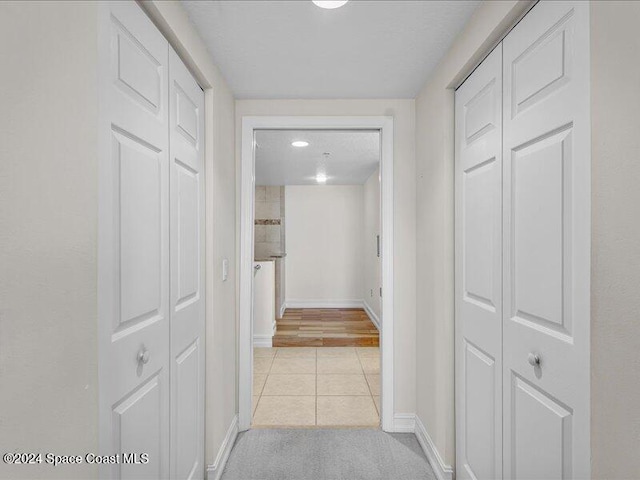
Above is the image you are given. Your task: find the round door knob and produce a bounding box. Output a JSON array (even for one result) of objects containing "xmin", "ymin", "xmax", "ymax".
[
  {"xmin": 528, "ymin": 352, "xmax": 541, "ymax": 367},
  {"xmin": 138, "ymin": 348, "xmax": 150, "ymax": 365}
]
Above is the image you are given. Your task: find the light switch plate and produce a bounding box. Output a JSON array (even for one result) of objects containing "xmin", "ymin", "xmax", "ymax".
[{"xmin": 222, "ymin": 258, "xmax": 229, "ymax": 282}]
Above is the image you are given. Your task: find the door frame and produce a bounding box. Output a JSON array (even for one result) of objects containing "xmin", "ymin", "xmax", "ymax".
[{"xmin": 239, "ymin": 116, "xmax": 395, "ymax": 431}]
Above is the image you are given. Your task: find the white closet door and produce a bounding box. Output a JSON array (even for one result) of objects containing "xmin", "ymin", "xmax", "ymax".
[
  {"xmin": 169, "ymin": 48, "xmax": 206, "ymax": 480},
  {"xmin": 98, "ymin": 2, "xmax": 170, "ymax": 479},
  {"xmin": 455, "ymin": 45, "xmax": 503, "ymax": 480},
  {"xmin": 502, "ymin": 2, "xmax": 590, "ymax": 479}
]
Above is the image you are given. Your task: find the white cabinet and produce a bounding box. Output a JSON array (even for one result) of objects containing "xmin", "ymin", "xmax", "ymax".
[{"xmin": 253, "ymin": 261, "xmax": 276, "ymax": 347}]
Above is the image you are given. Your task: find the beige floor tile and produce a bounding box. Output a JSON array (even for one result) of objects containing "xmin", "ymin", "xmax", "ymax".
[
  {"xmin": 317, "ymin": 374, "xmax": 370, "ymax": 395},
  {"xmin": 253, "ymin": 374, "xmax": 267, "ymax": 395},
  {"xmin": 316, "ymin": 347, "xmax": 357, "ymax": 358},
  {"xmin": 366, "ymin": 374, "xmax": 380, "ymax": 396},
  {"xmin": 276, "ymin": 347, "xmax": 317, "ymax": 358},
  {"xmin": 317, "ymin": 356, "xmax": 362, "ymax": 374},
  {"xmin": 357, "ymin": 347, "xmax": 380, "ymax": 357},
  {"xmin": 252, "ymin": 396, "xmax": 260, "ymax": 415},
  {"xmin": 270, "ymin": 357, "xmax": 316, "ymax": 374},
  {"xmin": 252, "ymin": 396, "xmax": 316, "ymax": 426},
  {"xmin": 373, "ymin": 396, "xmax": 381, "ymax": 415},
  {"xmin": 316, "ymin": 396, "xmax": 379, "ymax": 426},
  {"xmin": 358, "ymin": 356, "xmax": 380, "ymax": 374},
  {"xmin": 254, "ymin": 356, "xmax": 273, "ymax": 374},
  {"xmin": 262, "ymin": 374, "xmax": 316, "ymax": 396},
  {"xmin": 254, "ymin": 347, "xmax": 277, "ymax": 358}
]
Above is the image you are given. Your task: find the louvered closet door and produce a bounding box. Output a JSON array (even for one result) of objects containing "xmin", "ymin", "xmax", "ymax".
[
  {"xmin": 502, "ymin": 2, "xmax": 590, "ymax": 479},
  {"xmin": 99, "ymin": 2, "xmax": 170, "ymax": 479},
  {"xmin": 455, "ymin": 45, "xmax": 503, "ymax": 480},
  {"xmin": 169, "ymin": 48, "xmax": 206, "ymax": 480}
]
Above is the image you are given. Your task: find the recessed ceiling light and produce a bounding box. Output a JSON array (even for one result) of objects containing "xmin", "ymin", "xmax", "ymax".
[
  {"xmin": 291, "ymin": 141, "xmax": 309, "ymax": 147},
  {"xmin": 312, "ymin": 0, "xmax": 349, "ymax": 10},
  {"xmin": 316, "ymin": 173, "xmax": 328, "ymax": 184}
]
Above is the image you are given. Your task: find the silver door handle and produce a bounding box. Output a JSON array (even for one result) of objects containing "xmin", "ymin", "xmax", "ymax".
[
  {"xmin": 528, "ymin": 352, "xmax": 541, "ymax": 367},
  {"xmin": 138, "ymin": 348, "xmax": 150, "ymax": 365},
  {"xmin": 254, "ymin": 264, "xmax": 261, "ymax": 271}
]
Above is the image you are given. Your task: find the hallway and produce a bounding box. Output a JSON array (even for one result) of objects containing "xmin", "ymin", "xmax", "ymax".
[
  {"xmin": 221, "ymin": 429, "xmax": 435, "ymax": 480},
  {"xmin": 3, "ymin": 1, "xmax": 639, "ymax": 480}
]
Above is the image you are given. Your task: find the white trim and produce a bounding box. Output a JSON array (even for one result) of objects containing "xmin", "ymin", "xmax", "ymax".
[
  {"xmin": 391, "ymin": 414, "xmax": 455, "ymax": 480},
  {"xmin": 415, "ymin": 416, "xmax": 454, "ymax": 480},
  {"xmin": 206, "ymin": 415, "xmax": 238, "ymax": 480},
  {"xmin": 239, "ymin": 115, "xmax": 394, "ymax": 432},
  {"xmin": 392, "ymin": 413, "xmax": 416, "ymax": 433},
  {"xmin": 252, "ymin": 335, "xmax": 273, "ymax": 348},
  {"xmin": 362, "ymin": 301, "xmax": 380, "ymax": 331},
  {"xmin": 279, "ymin": 303, "xmax": 286, "ymax": 319},
  {"xmin": 284, "ymin": 299, "xmax": 364, "ymax": 309}
]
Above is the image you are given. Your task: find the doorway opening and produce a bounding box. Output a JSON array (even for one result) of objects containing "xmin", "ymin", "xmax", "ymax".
[
  {"xmin": 239, "ymin": 117, "xmax": 394, "ymax": 431},
  {"xmin": 253, "ymin": 130, "xmax": 380, "ymax": 427}
]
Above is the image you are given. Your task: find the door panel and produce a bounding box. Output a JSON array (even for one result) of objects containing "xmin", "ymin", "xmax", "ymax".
[
  {"xmin": 100, "ymin": 2, "xmax": 170, "ymax": 479},
  {"xmin": 464, "ymin": 341, "xmax": 497, "ymax": 479},
  {"xmin": 175, "ymin": 340, "xmax": 201, "ymax": 479},
  {"xmin": 116, "ymin": 132, "xmax": 163, "ymax": 328},
  {"xmin": 114, "ymin": 374, "xmax": 164, "ymax": 480},
  {"xmin": 503, "ymin": 2, "xmax": 590, "ymax": 479},
  {"xmin": 511, "ymin": 374, "xmax": 573, "ymax": 480},
  {"xmin": 114, "ymin": 29, "xmax": 162, "ymax": 112},
  {"xmin": 455, "ymin": 45, "xmax": 503, "ymax": 480},
  {"xmin": 176, "ymin": 163, "xmax": 200, "ymax": 305},
  {"xmin": 169, "ymin": 48, "xmax": 205, "ymax": 480},
  {"xmin": 511, "ymin": 127, "xmax": 572, "ymax": 337}
]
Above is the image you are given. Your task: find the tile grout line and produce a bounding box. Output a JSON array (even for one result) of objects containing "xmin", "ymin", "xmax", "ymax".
[{"xmin": 359, "ymin": 350, "xmax": 380, "ymax": 419}]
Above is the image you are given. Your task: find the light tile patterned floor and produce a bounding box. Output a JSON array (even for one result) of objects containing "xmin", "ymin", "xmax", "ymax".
[{"xmin": 252, "ymin": 346, "xmax": 380, "ymax": 427}]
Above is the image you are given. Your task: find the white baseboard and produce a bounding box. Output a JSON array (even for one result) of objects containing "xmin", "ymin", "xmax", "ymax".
[
  {"xmin": 392, "ymin": 413, "xmax": 416, "ymax": 433},
  {"xmin": 284, "ymin": 299, "xmax": 364, "ymax": 309},
  {"xmin": 362, "ymin": 301, "xmax": 380, "ymax": 330},
  {"xmin": 206, "ymin": 415, "xmax": 238, "ymax": 480},
  {"xmin": 414, "ymin": 415, "xmax": 454, "ymax": 480},
  {"xmin": 253, "ymin": 334, "xmax": 273, "ymax": 348},
  {"xmin": 279, "ymin": 303, "xmax": 286, "ymax": 318}
]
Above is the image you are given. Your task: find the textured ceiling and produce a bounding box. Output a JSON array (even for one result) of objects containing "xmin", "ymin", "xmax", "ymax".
[
  {"xmin": 182, "ymin": 0, "xmax": 479, "ymax": 98},
  {"xmin": 255, "ymin": 130, "xmax": 380, "ymax": 185}
]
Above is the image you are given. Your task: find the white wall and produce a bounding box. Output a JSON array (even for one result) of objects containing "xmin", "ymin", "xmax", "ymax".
[
  {"xmin": 0, "ymin": 3, "xmax": 100, "ymax": 479},
  {"xmin": 590, "ymin": 2, "xmax": 640, "ymax": 477},
  {"xmin": 140, "ymin": 1, "xmax": 238, "ymax": 470},
  {"xmin": 363, "ymin": 168, "xmax": 381, "ymax": 321},
  {"xmin": 285, "ymin": 185, "xmax": 364, "ymax": 305},
  {"xmin": 236, "ymin": 99, "xmax": 416, "ymax": 415},
  {"xmin": 414, "ymin": 0, "xmax": 533, "ymax": 467}
]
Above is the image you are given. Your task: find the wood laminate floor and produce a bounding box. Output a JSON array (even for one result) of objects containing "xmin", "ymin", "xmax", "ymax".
[{"xmin": 273, "ymin": 308, "xmax": 379, "ymax": 347}]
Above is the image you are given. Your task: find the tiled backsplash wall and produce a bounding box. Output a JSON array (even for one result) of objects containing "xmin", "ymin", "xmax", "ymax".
[{"xmin": 255, "ymin": 186, "xmax": 285, "ymax": 259}]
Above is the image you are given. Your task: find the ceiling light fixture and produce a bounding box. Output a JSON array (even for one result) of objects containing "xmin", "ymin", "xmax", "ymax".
[
  {"xmin": 291, "ymin": 140, "xmax": 309, "ymax": 147},
  {"xmin": 316, "ymin": 173, "xmax": 328, "ymax": 184},
  {"xmin": 312, "ymin": 0, "xmax": 349, "ymax": 10}
]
